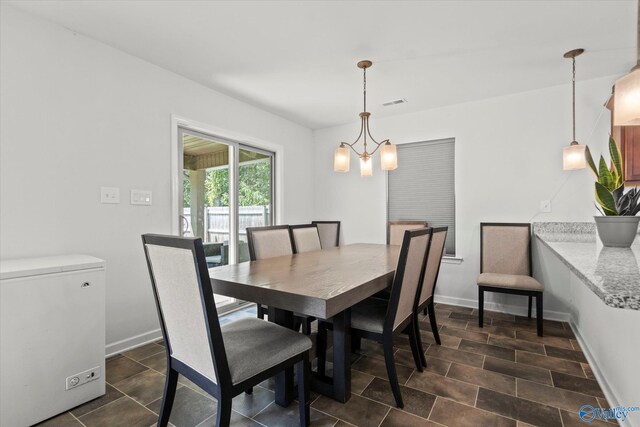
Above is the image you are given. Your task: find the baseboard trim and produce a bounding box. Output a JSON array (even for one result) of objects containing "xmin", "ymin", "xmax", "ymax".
[
  {"xmin": 568, "ymin": 320, "xmax": 624, "ymax": 426},
  {"xmin": 105, "ymin": 329, "xmax": 162, "ymax": 358},
  {"xmin": 434, "ymin": 294, "xmax": 570, "ymax": 322}
]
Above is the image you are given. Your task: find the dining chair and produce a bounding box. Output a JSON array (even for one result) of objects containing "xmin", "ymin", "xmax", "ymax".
[
  {"xmin": 289, "ymin": 224, "xmax": 322, "ymax": 253},
  {"xmin": 246, "ymin": 225, "xmax": 314, "ymax": 334},
  {"xmin": 311, "ymin": 220, "xmax": 341, "ymax": 248},
  {"xmin": 317, "ymin": 228, "xmax": 432, "ymax": 408},
  {"xmin": 141, "ymin": 234, "xmax": 311, "ymax": 427},
  {"xmin": 413, "ymin": 227, "xmax": 448, "ymax": 367},
  {"xmin": 477, "ymin": 223, "xmax": 544, "ymax": 336},
  {"xmin": 388, "ymin": 220, "xmax": 428, "ymax": 245}
]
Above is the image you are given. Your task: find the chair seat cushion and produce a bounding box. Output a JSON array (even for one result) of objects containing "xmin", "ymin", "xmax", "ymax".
[
  {"xmin": 477, "ymin": 273, "xmax": 544, "ymax": 292},
  {"xmin": 222, "ymin": 317, "xmax": 312, "ymax": 385}
]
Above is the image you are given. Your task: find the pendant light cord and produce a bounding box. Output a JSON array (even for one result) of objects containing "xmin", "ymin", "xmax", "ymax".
[{"xmin": 572, "ymin": 56, "xmax": 576, "ymax": 142}]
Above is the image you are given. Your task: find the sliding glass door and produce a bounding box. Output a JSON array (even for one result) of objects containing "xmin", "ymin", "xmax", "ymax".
[{"xmin": 178, "ymin": 127, "xmax": 275, "ymax": 309}]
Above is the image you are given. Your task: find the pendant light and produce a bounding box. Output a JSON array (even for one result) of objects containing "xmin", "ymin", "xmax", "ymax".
[
  {"xmin": 333, "ymin": 60, "xmax": 398, "ymax": 176},
  {"xmin": 562, "ymin": 49, "xmax": 587, "ymax": 170},
  {"xmin": 613, "ymin": 1, "xmax": 640, "ymax": 126}
]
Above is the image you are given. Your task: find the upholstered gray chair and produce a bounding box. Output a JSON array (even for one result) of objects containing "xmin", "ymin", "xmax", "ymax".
[
  {"xmin": 388, "ymin": 220, "xmax": 428, "ymax": 245},
  {"xmin": 477, "ymin": 223, "xmax": 544, "ymax": 336},
  {"xmin": 142, "ymin": 234, "xmax": 311, "ymax": 427},
  {"xmin": 289, "ymin": 224, "xmax": 322, "ymax": 253},
  {"xmin": 312, "ymin": 221, "xmax": 341, "ymax": 248},
  {"xmin": 246, "ymin": 225, "xmax": 314, "ymax": 334},
  {"xmin": 317, "ymin": 228, "xmax": 432, "ymax": 408},
  {"xmin": 414, "ymin": 227, "xmax": 448, "ymax": 366}
]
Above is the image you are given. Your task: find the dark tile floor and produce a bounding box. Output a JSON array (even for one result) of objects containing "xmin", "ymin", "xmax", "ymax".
[{"xmin": 36, "ymin": 304, "xmax": 612, "ymax": 427}]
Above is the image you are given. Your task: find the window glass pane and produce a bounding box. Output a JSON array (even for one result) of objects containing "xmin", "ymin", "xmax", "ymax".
[
  {"xmin": 388, "ymin": 138, "xmax": 456, "ymax": 255},
  {"xmin": 238, "ymin": 148, "xmax": 274, "ymax": 263}
]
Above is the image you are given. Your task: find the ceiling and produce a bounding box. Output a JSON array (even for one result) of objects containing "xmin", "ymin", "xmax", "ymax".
[{"xmin": 7, "ymin": 1, "xmax": 637, "ymax": 129}]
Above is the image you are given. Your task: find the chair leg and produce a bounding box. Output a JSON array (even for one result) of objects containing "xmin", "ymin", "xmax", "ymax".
[
  {"xmin": 528, "ymin": 295, "xmax": 533, "ymax": 318},
  {"xmin": 216, "ymin": 395, "xmax": 232, "ymax": 427},
  {"xmin": 245, "ymin": 387, "xmax": 253, "ymax": 395},
  {"xmin": 293, "ymin": 320, "xmax": 302, "ymax": 333},
  {"xmin": 536, "ymin": 292, "xmax": 544, "ymax": 337},
  {"xmin": 383, "ymin": 336, "xmax": 404, "ymax": 408},
  {"xmin": 297, "ymin": 353, "xmax": 310, "ymax": 427},
  {"xmin": 316, "ymin": 322, "xmax": 327, "ymax": 376},
  {"xmin": 478, "ymin": 287, "xmax": 485, "ymax": 328},
  {"xmin": 427, "ymin": 301, "xmax": 441, "ymax": 345},
  {"xmin": 423, "ymin": 307, "xmax": 428, "ymax": 316},
  {"xmin": 257, "ymin": 304, "xmax": 265, "ymax": 320},
  {"xmin": 414, "ymin": 314, "xmax": 427, "ymax": 368},
  {"xmin": 158, "ymin": 366, "xmax": 179, "ymax": 427},
  {"xmin": 406, "ymin": 320, "xmax": 423, "ymax": 372}
]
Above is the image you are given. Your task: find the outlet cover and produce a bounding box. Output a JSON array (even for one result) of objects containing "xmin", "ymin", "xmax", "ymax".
[
  {"xmin": 100, "ymin": 187, "xmax": 120, "ymax": 204},
  {"xmin": 66, "ymin": 366, "xmax": 101, "ymax": 390},
  {"xmin": 130, "ymin": 189, "xmax": 152, "ymax": 206},
  {"xmin": 540, "ymin": 200, "xmax": 551, "ymax": 213}
]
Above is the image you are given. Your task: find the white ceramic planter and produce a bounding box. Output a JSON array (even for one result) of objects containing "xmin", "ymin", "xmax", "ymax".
[{"xmin": 594, "ymin": 216, "xmax": 640, "ymax": 247}]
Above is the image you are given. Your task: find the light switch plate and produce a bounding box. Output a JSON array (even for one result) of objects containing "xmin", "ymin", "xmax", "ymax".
[
  {"xmin": 130, "ymin": 189, "xmax": 152, "ymax": 205},
  {"xmin": 100, "ymin": 187, "xmax": 120, "ymax": 204}
]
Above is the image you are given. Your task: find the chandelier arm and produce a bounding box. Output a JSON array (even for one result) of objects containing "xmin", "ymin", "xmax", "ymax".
[
  {"xmin": 368, "ymin": 139, "xmax": 390, "ymax": 156},
  {"xmin": 346, "ymin": 117, "xmax": 366, "ymax": 146},
  {"xmin": 345, "ymin": 142, "xmax": 363, "ymax": 157},
  {"xmin": 364, "ymin": 116, "xmax": 384, "ymax": 145}
]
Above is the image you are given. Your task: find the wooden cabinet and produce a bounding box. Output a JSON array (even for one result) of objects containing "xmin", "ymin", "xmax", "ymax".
[{"xmin": 622, "ymin": 126, "xmax": 640, "ymax": 185}]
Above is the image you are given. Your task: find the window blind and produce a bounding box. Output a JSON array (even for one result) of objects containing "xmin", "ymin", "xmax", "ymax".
[{"xmin": 388, "ymin": 138, "xmax": 456, "ymax": 255}]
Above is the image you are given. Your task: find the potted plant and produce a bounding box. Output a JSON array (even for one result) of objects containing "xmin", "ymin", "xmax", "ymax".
[{"xmin": 586, "ymin": 137, "xmax": 640, "ymax": 247}]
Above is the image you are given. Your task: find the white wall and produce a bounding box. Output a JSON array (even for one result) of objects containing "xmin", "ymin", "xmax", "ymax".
[
  {"xmin": 313, "ymin": 75, "xmax": 615, "ymax": 317},
  {"xmin": 0, "ymin": 5, "xmax": 315, "ymax": 354}
]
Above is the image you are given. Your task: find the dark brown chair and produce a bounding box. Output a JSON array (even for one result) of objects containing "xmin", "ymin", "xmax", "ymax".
[
  {"xmin": 246, "ymin": 225, "xmax": 314, "ymax": 335},
  {"xmin": 477, "ymin": 223, "xmax": 544, "ymax": 336},
  {"xmin": 317, "ymin": 228, "xmax": 432, "ymax": 408},
  {"xmin": 414, "ymin": 227, "xmax": 448, "ymax": 366},
  {"xmin": 142, "ymin": 234, "xmax": 311, "ymax": 427},
  {"xmin": 312, "ymin": 221, "xmax": 341, "ymax": 248},
  {"xmin": 388, "ymin": 220, "xmax": 428, "ymax": 245}
]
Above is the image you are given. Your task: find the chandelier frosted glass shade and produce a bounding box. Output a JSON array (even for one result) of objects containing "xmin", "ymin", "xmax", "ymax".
[
  {"xmin": 334, "ymin": 144, "xmax": 350, "ymax": 172},
  {"xmin": 614, "ymin": 68, "xmax": 640, "ymax": 126},
  {"xmin": 360, "ymin": 156, "xmax": 373, "ymax": 177},
  {"xmin": 563, "ymin": 143, "xmax": 587, "ymax": 170},
  {"xmin": 380, "ymin": 142, "xmax": 398, "ymax": 170}
]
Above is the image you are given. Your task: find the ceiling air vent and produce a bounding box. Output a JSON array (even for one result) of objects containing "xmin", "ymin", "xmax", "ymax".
[{"xmin": 382, "ymin": 98, "xmax": 407, "ymax": 107}]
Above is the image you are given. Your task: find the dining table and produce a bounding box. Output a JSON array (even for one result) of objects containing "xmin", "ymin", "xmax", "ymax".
[{"xmin": 209, "ymin": 243, "xmax": 400, "ymax": 406}]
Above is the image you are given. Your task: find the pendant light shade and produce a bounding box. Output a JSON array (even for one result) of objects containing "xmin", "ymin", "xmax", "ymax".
[
  {"xmin": 562, "ymin": 49, "xmax": 587, "ymax": 171},
  {"xmin": 380, "ymin": 141, "xmax": 398, "ymax": 170},
  {"xmin": 614, "ymin": 68, "xmax": 640, "ymax": 126},
  {"xmin": 360, "ymin": 156, "xmax": 373, "ymax": 177},
  {"xmin": 563, "ymin": 143, "xmax": 587, "ymax": 170},
  {"xmin": 334, "ymin": 144, "xmax": 350, "ymax": 172}
]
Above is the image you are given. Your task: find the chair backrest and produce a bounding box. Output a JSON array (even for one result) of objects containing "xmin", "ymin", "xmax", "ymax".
[
  {"xmin": 386, "ymin": 228, "xmax": 432, "ymax": 332},
  {"xmin": 388, "ymin": 220, "xmax": 428, "ymax": 245},
  {"xmin": 290, "ymin": 224, "xmax": 322, "ymax": 253},
  {"xmin": 480, "ymin": 223, "xmax": 531, "ymax": 276},
  {"xmin": 312, "ymin": 221, "xmax": 341, "ymax": 248},
  {"xmin": 246, "ymin": 225, "xmax": 294, "ymax": 261},
  {"xmin": 142, "ymin": 234, "xmax": 229, "ymax": 386},
  {"xmin": 418, "ymin": 227, "xmax": 448, "ymax": 306}
]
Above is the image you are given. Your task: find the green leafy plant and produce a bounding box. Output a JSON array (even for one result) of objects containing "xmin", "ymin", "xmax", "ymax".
[{"xmin": 586, "ymin": 137, "xmax": 640, "ymax": 216}]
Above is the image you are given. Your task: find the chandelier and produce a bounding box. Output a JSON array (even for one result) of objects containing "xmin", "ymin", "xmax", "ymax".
[
  {"xmin": 613, "ymin": 0, "xmax": 640, "ymax": 126},
  {"xmin": 333, "ymin": 60, "xmax": 398, "ymax": 176}
]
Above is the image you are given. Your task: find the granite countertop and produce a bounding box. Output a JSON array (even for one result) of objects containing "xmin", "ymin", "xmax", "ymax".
[{"xmin": 534, "ymin": 222, "xmax": 640, "ymax": 311}]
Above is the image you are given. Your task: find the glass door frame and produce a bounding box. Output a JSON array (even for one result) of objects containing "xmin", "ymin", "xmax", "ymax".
[{"xmin": 170, "ymin": 115, "xmax": 283, "ymax": 267}]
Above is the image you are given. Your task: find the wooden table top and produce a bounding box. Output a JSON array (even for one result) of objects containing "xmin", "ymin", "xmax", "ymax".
[{"xmin": 209, "ymin": 243, "xmax": 399, "ymax": 319}]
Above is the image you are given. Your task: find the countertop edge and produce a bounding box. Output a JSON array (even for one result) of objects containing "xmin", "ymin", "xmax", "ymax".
[{"xmin": 534, "ymin": 233, "xmax": 638, "ymax": 311}]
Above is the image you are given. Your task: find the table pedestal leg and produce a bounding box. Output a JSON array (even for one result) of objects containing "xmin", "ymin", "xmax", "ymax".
[{"xmin": 268, "ymin": 307, "xmax": 295, "ymax": 407}]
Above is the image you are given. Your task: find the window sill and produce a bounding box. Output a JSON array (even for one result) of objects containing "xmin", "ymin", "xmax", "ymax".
[{"xmin": 442, "ymin": 256, "xmax": 463, "ymax": 264}]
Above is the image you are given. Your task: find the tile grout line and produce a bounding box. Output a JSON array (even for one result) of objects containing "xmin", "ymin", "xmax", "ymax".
[
  {"xmin": 376, "ymin": 407, "xmax": 392, "ymax": 427},
  {"xmin": 68, "ymin": 410, "xmax": 87, "ymax": 427}
]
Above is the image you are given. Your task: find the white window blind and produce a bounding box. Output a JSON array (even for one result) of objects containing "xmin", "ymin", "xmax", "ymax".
[{"xmin": 388, "ymin": 138, "xmax": 456, "ymax": 255}]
